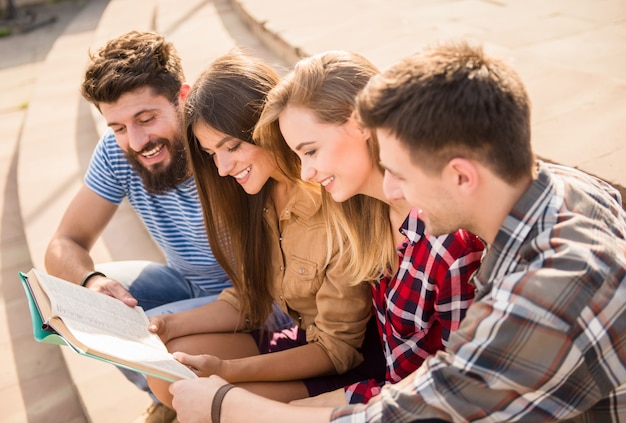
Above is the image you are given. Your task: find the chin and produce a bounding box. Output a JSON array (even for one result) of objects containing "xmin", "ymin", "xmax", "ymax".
[
  {"xmin": 146, "ymin": 157, "xmax": 171, "ymax": 172},
  {"xmin": 330, "ymin": 191, "xmax": 350, "ymax": 203},
  {"xmin": 242, "ymin": 184, "xmax": 262, "ymax": 195},
  {"xmin": 424, "ymin": 224, "xmax": 453, "ymax": 238}
]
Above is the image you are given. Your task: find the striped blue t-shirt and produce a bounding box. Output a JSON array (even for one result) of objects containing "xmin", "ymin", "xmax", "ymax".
[{"xmin": 84, "ymin": 129, "xmax": 230, "ymax": 294}]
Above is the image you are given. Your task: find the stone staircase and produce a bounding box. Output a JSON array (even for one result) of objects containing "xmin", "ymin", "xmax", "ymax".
[{"xmin": 12, "ymin": 0, "xmax": 288, "ymax": 421}]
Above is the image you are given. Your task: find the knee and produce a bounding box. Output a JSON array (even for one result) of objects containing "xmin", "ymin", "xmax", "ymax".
[{"xmin": 167, "ymin": 336, "xmax": 192, "ymax": 353}]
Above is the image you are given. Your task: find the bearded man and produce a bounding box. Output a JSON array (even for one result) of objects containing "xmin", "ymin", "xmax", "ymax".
[{"xmin": 44, "ymin": 30, "xmax": 232, "ymax": 423}]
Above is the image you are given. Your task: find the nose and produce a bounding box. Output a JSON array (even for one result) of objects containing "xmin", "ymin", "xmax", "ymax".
[
  {"xmin": 300, "ymin": 159, "xmax": 316, "ymax": 182},
  {"xmin": 213, "ymin": 151, "xmax": 235, "ymax": 177},
  {"xmin": 382, "ymin": 171, "xmax": 404, "ymax": 201},
  {"xmin": 127, "ymin": 125, "xmax": 149, "ymax": 152}
]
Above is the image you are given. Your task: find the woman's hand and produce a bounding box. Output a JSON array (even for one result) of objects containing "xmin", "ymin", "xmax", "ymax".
[
  {"xmin": 148, "ymin": 314, "xmax": 176, "ymax": 344},
  {"xmin": 173, "ymin": 351, "xmax": 224, "ymax": 377}
]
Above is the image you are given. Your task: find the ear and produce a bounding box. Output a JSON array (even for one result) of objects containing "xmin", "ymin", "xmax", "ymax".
[
  {"xmin": 349, "ymin": 111, "xmax": 371, "ymax": 140},
  {"xmin": 178, "ymin": 83, "xmax": 191, "ymax": 102},
  {"xmin": 446, "ymin": 157, "xmax": 479, "ymax": 195},
  {"xmin": 359, "ymin": 124, "xmax": 372, "ymax": 141}
]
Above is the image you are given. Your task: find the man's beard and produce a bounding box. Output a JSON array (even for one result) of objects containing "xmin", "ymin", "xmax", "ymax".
[{"xmin": 126, "ymin": 136, "xmax": 190, "ymax": 194}]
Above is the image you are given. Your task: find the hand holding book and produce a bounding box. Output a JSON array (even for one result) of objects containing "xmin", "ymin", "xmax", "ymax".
[{"xmin": 19, "ymin": 268, "xmax": 197, "ymax": 382}]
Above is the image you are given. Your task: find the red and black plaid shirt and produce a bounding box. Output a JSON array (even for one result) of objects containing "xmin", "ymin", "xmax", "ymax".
[{"xmin": 345, "ymin": 208, "xmax": 484, "ymax": 403}]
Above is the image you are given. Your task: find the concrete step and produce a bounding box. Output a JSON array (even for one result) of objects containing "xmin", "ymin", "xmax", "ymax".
[
  {"xmin": 14, "ymin": 0, "xmax": 289, "ymax": 421},
  {"xmin": 14, "ymin": 0, "xmax": 155, "ymax": 420}
]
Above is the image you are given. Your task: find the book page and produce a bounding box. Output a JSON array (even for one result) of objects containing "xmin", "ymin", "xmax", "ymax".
[
  {"xmin": 34, "ymin": 269, "xmax": 161, "ymax": 347},
  {"xmin": 33, "ymin": 269, "xmax": 197, "ymax": 379},
  {"xmin": 53, "ymin": 317, "xmax": 197, "ymax": 380}
]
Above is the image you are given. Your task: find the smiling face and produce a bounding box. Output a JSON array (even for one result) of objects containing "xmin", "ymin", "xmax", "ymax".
[
  {"xmin": 193, "ymin": 120, "xmax": 278, "ymax": 195},
  {"xmin": 378, "ymin": 127, "xmax": 461, "ymax": 237},
  {"xmin": 279, "ymin": 105, "xmax": 373, "ymax": 202},
  {"xmin": 99, "ymin": 87, "xmax": 188, "ymax": 193}
]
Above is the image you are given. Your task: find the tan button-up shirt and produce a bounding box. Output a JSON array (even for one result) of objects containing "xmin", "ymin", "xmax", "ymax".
[{"xmin": 219, "ymin": 184, "xmax": 372, "ymax": 374}]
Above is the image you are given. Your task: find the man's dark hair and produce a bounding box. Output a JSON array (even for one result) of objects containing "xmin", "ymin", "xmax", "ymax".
[
  {"xmin": 81, "ymin": 30, "xmax": 185, "ymax": 108},
  {"xmin": 357, "ymin": 41, "xmax": 534, "ymax": 184}
]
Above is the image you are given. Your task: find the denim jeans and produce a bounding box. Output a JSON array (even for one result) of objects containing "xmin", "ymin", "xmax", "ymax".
[
  {"xmin": 95, "ymin": 260, "xmax": 293, "ymax": 404},
  {"xmin": 96, "ymin": 260, "xmax": 223, "ymax": 312}
]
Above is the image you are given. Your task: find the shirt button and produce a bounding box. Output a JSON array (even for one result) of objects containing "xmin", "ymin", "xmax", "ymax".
[
  {"xmin": 299, "ymin": 268, "xmax": 305, "ymax": 274},
  {"xmin": 280, "ymin": 266, "xmax": 284, "ymax": 271},
  {"xmin": 279, "ymin": 295, "xmax": 284, "ymax": 301}
]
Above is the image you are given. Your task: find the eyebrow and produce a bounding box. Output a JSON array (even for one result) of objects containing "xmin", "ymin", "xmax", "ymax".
[
  {"xmin": 379, "ymin": 161, "xmax": 397, "ymax": 176},
  {"xmin": 294, "ymin": 141, "xmax": 315, "ymax": 151},
  {"xmin": 199, "ymin": 135, "xmax": 235, "ymax": 154},
  {"xmin": 107, "ymin": 108, "xmax": 159, "ymax": 127}
]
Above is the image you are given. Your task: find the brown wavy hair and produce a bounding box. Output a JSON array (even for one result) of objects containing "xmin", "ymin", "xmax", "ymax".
[{"xmin": 81, "ymin": 30, "xmax": 185, "ymax": 109}]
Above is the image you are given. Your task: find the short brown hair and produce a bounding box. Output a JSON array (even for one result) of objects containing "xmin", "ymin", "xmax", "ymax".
[
  {"xmin": 81, "ymin": 30, "xmax": 185, "ymax": 108},
  {"xmin": 357, "ymin": 41, "xmax": 533, "ymax": 184}
]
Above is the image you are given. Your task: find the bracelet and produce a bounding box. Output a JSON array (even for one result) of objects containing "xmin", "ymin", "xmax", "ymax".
[
  {"xmin": 211, "ymin": 383, "xmax": 236, "ymax": 423},
  {"xmin": 80, "ymin": 271, "xmax": 106, "ymax": 287}
]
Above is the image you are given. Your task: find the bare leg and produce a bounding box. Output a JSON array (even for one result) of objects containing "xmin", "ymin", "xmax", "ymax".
[{"xmin": 148, "ymin": 332, "xmax": 260, "ymax": 407}]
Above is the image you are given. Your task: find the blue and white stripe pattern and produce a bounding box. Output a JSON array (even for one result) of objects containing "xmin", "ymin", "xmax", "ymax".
[{"xmin": 85, "ymin": 129, "xmax": 230, "ymax": 293}]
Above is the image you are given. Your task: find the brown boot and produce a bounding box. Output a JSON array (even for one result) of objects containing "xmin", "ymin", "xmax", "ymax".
[{"xmin": 133, "ymin": 402, "xmax": 177, "ymax": 423}]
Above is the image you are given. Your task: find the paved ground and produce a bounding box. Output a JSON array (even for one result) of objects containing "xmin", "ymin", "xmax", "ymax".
[
  {"xmin": 1, "ymin": 4, "xmax": 93, "ymax": 422},
  {"xmin": 1, "ymin": 0, "xmax": 625, "ymax": 422},
  {"xmin": 1, "ymin": 0, "xmax": 287, "ymax": 422}
]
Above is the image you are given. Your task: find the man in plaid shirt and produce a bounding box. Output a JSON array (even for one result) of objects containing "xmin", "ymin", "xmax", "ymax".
[{"xmin": 332, "ymin": 41, "xmax": 626, "ymax": 422}]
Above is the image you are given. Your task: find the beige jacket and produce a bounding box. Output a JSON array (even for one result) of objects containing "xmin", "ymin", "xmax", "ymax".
[{"xmin": 218, "ymin": 184, "xmax": 372, "ymax": 374}]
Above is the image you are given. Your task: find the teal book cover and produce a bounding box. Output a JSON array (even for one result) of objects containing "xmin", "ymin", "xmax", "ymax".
[
  {"xmin": 18, "ymin": 270, "xmax": 197, "ymax": 382},
  {"xmin": 19, "ymin": 271, "xmax": 67, "ymax": 346}
]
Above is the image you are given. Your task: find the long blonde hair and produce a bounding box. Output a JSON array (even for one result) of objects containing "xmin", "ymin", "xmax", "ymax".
[{"xmin": 255, "ymin": 50, "xmax": 395, "ymax": 284}]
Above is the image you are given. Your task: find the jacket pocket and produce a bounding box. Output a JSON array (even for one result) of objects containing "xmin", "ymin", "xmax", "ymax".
[{"xmin": 284, "ymin": 255, "xmax": 322, "ymax": 299}]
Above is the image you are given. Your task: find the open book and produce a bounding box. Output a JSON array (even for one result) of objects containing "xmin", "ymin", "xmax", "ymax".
[{"xmin": 19, "ymin": 268, "xmax": 197, "ymax": 382}]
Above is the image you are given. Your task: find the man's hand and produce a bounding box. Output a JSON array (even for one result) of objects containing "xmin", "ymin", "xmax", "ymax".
[
  {"xmin": 171, "ymin": 375, "xmax": 335, "ymax": 423},
  {"xmin": 84, "ymin": 275, "xmax": 138, "ymax": 307},
  {"xmin": 170, "ymin": 375, "xmax": 229, "ymax": 423}
]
